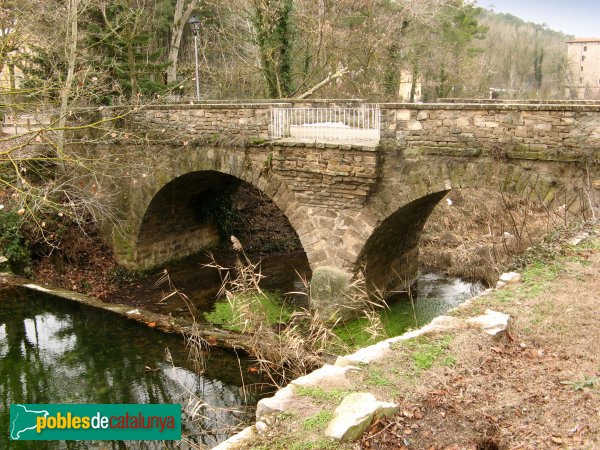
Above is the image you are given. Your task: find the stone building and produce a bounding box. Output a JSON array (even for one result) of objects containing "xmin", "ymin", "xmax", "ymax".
[
  {"xmin": 566, "ymin": 37, "xmax": 600, "ymax": 99},
  {"xmin": 398, "ymin": 70, "xmax": 422, "ymax": 102}
]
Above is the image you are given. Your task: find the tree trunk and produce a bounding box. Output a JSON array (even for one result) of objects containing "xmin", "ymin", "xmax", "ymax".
[
  {"xmin": 166, "ymin": 0, "xmax": 200, "ymax": 84},
  {"xmin": 409, "ymin": 66, "xmax": 419, "ymax": 102},
  {"xmin": 57, "ymin": 0, "xmax": 80, "ymax": 164},
  {"xmin": 127, "ymin": 37, "xmax": 138, "ymax": 99}
]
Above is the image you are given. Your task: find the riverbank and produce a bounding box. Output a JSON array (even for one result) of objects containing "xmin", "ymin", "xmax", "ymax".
[
  {"xmin": 228, "ymin": 222, "xmax": 600, "ymax": 449},
  {"xmin": 0, "ymin": 271, "xmax": 255, "ymax": 352}
]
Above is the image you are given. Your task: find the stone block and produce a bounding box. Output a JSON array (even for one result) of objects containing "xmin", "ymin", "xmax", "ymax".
[
  {"xmin": 256, "ymin": 385, "xmax": 296, "ymax": 420},
  {"xmin": 325, "ymin": 393, "xmax": 399, "ymax": 442},
  {"xmin": 473, "ymin": 117, "xmax": 486, "ymax": 127},
  {"xmin": 396, "ymin": 109, "xmax": 412, "ymax": 121},
  {"xmin": 407, "ymin": 120, "xmax": 423, "ymax": 131},
  {"xmin": 456, "ymin": 117, "xmax": 470, "ymax": 127},
  {"xmin": 467, "ymin": 310, "xmax": 510, "ymax": 336},
  {"xmin": 534, "ymin": 123, "xmax": 552, "ymax": 132},
  {"xmin": 416, "ymin": 110, "xmax": 429, "ymax": 120},
  {"xmin": 291, "ymin": 365, "xmax": 354, "ymax": 388}
]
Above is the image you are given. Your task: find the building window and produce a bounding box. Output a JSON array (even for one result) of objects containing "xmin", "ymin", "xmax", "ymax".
[
  {"xmin": 581, "ymin": 66, "xmax": 584, "ymax": 72},
  {"xmin": 582, "ymin": 55, "xmax": 586, "ymax": 62},
  {"xmin": 580, "ymin": 77, "xmax": 583, "ymax": 84},
  {"xmin": 584, "ymin": 46, "xmax": 588, "ymax": 51}
]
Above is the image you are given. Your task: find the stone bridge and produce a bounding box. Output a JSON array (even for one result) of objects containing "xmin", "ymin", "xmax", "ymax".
[{"xmin": 83, "ymin": 100, "xmax": 600, "ymax": 316}]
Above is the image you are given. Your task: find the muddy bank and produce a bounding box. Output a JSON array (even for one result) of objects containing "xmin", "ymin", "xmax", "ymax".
[{"xmin": 0, "ymin": 271, "xmax": 254, "ymax": 352}]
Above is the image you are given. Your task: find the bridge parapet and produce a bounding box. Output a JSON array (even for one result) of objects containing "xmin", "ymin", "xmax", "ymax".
[{"xmin": 380, "ymin": 103, "xmax": 600, "ymax": 163}]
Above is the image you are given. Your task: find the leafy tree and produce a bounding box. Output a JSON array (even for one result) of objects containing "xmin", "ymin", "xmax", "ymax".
[{"xmin": 250, "ymin": 0, "xmax": 295, "ymax": 98}]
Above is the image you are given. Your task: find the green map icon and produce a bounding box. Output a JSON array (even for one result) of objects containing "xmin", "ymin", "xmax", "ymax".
[{"xmin": 10, "ymin": 404, "xmax": 49, "ymax": 440}]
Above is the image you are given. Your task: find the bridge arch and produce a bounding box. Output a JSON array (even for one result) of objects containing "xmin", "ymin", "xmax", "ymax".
[
  {"xmin": 356, "ymin": 157, "xmax": 589, "ymax": 291},
  {"xmin": 111, "ymin": 146, "xmax": 312, "ymax": 270}
]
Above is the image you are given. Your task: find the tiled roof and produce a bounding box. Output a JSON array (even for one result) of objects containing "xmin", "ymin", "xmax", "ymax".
[{"xmin": 566, "ymin": 38, "xmax": 600, "ymax": 43}]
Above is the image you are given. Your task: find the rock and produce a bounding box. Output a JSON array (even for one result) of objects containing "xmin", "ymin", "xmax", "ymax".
[
  {"xmin": 386, "ymin": 315, "xmax": 462, "ymax": 344},
  {"xmin": 325, "ymin": 393, "xmax": 399, "ymax": 442},
  {"xmin": 499, "ymin": 272, "xmax": 521, "ymax": 284},
  {"xmin": 256, "ymin": 385, "xmax": 296, "ymax": 421},
  {"xmin": 396, "ymin": 110, "xmax": 411, "ymax": 121},
  {"xmin": 335, "ymin": 341, "xmax": 390, "ymax": 367},
  {"xmin": 255, "ymin": 421, "xmax": 268, "ymax": 433},
  {"xmin": 416, "ymin": 110, "xmax": 429, "ymax": 120},
  {"xmin": 211, "ymin": 425, "xmax": 255, "ymax": 450},
  {"xmin": 310, "ymin": 266, "xmax": 357, "ymax": 323},
  {"xmin": 467, "ymin": 310, "xmax": 510, "ymax": 336},
  {"xmin": 291, "ymin": 364, "xmax": 354, "ymax": 388},
  {"xmin": 407, "ymin": 119, "xmax": 423, "ymax": 131},
  {"xmin": 495, "ymin": 280, "xmax": 507, "ymax": 289},
  {"xmin": 568, "ymin": 232, "xmax": 589, "ymax": 246},
  {"xmin": 0, "ymin": 256, "xmax": 10, "ymax": 273}
]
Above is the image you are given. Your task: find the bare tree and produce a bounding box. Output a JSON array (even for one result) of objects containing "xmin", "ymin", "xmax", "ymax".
[{"xmin": 166, "ymin": 0, "xmax": 201, "ymax": 84}]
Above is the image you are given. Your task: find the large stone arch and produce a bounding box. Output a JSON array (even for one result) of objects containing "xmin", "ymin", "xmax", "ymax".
[
  {"xmin": 110, "ymin": 145, "xmax": 311, "ymax": 269},
  {"xmin": 354, "ymin": 156, "xmax": 590, "ymax": 291}
]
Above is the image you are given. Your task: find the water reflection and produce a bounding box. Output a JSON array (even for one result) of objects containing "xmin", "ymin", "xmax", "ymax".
[{"xmin": 0, "ymin": 287, "xmax": 263, "ymax": 449}]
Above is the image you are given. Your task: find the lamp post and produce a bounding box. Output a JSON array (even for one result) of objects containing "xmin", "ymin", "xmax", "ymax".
[{"xmin": 188, "ymin": 16, "xmax": 201, "ymax": 101}]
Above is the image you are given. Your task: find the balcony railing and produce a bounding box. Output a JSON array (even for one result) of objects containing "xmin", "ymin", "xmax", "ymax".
[{"xmin": 270, "ymin": 105, "xmax": 380, "ymax": 143}]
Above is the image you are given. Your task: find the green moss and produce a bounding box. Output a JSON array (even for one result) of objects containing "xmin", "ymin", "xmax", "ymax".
[
  {"xmin": 302, "ymin": 411, "xmax": 334, "ymax": 431},
  {"xmin": 294, "ymin": 385, "xmax": 352, "ymax": 404},
  {"xmin": 333, "ymin": 301, "xmax": 419, "ymax": 349},
  {"xmin": 203, "ymin": 291, "xmax": 293, "ymax": 332},
  {"xmin": 407, "ymin": 335, "xmax": 453, "ymax": 370}
]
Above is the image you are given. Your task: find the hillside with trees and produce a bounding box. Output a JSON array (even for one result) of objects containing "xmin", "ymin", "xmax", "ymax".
[{"xmin": 476, "ymin": 9, "xmax": 573, "ymax": 99}]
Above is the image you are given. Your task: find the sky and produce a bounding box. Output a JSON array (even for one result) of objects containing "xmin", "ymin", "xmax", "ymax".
[{"xmin": 479, "ymin": 0, "xmax": 599, "ymax": 38}]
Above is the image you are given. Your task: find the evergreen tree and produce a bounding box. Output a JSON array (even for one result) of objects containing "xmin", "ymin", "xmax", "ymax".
[{"xmin": 86, "ymin": 0, "xmax": 170, "ymax": 103}]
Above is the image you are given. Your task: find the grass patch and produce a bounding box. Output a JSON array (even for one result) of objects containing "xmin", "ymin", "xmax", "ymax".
[
  {"xmin": 203, "ymin": 291, "xmax": 293, "ymax": 332},
  {"xmin": 365, "ymin": 367, "xmax": 395, "ymax": 387},
  {"xmin": 407, "ymin": 335, "xmax": 453, "ymax": 370},
  {"xmin": 333, "ymin": 301, "xmax": 420, "ymax": 349},
  {"xmin": 302, "ymin": 411, "xmax": 334, "ymax": 431},
  {"xmin": 294, "ymin": 385, "xmax": 352, "ymax": 404}
]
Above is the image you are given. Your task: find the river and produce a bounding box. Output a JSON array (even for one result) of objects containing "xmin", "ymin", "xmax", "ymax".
[
  {"xmin": 0, "ymin": 252, "xmax": 484, "ymax": 448},
  {"xmin": 0, "ymin": 286, "xmax": 264, "ymax": 449}
]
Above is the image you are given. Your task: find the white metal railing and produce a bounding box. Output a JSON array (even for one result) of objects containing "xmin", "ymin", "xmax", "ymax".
[{"xmin": 270, "ymin": 105, "xmax": 380, "ymax": 143}]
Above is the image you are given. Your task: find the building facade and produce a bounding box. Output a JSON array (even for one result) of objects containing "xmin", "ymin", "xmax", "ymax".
[{"xmin": 566, "ymin": 38, "xmax": 600, "ymax": 99}]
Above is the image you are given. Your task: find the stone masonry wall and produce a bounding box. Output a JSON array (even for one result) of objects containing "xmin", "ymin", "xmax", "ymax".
[
  {"xmin": 125, "ymin": 104, "xmax": 277, "ymax": 143},
  {"xmin": 380, "ymin": 103, "xmax": 600, "ymax": 163},
  {"xmin": 270, "ymin": 141, "xmax": 378, "ymax": 207}
]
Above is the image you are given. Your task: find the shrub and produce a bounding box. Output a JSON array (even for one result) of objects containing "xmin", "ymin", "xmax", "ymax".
[{"xmin": 0, "ymin": 210, "xmax": 31, "ymax": 272}]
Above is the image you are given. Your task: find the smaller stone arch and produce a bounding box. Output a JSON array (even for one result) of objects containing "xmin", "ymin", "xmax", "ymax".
[{"xmin": 356, "ymin": 157, "xmax": 590, "ymax": 292}]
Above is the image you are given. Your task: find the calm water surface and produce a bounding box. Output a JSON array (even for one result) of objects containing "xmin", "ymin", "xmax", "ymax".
[{"xmin": 0, "ymin": 286, "xmax": 264, "ymax": 449}]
